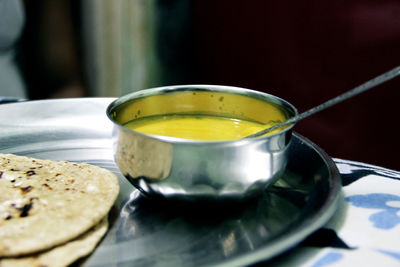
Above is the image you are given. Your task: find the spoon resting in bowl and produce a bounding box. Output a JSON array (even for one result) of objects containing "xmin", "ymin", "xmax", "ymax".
[{"xmin": 245, "ymin": 66, "xmax": 400, "ymax": 138}]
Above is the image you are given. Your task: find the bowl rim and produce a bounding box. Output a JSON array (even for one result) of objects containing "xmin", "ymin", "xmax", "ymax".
[{"xmin": 106, "ymin": 84, "xmax": 299, "ymax": 144}]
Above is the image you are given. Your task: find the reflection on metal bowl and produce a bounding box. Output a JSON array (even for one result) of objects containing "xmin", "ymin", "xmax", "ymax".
[{"xmin": 107, "ymin": 85, "xmax": 297, "ymax": 201}]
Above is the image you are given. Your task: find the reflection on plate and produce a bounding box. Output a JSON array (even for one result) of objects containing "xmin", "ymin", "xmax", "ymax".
[{"xmin": 0, "ymin": 98, "xmax": 341, "ymax": 266}]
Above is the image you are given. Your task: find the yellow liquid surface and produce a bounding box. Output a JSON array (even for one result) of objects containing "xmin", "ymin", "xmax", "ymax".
[{"xmin": 124, "ymin": 115, "xmax": 281, "ymax": 141}]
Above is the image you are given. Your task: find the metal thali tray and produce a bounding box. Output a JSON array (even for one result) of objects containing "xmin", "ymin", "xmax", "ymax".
[{"xmin": 0, "ymin": 98, "xmax": 341, "ymax": 266}]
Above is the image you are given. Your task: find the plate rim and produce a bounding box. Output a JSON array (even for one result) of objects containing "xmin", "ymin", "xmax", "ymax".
[{"xmin": 215, "ymin": 132, "xmax": 342, "ymax": 266}]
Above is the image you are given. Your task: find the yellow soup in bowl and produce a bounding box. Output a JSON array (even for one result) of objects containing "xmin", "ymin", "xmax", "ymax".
[{"xmin": 124, "ymin": 114, "xmax": 281, "ymax": 141}]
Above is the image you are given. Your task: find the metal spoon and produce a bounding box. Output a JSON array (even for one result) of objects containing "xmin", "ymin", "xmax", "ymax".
[{"xmin": 245, "ymin": 66, "xmax": 400, "ymax": 138}]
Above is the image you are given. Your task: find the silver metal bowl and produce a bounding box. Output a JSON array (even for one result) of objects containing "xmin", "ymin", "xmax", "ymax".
[{"xmin": 107, "ymin": 85, "xmax": 297, "ymax": 201}]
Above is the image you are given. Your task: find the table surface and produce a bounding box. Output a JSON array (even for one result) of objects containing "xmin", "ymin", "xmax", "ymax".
[
  {"xmin": 1, "ymin": 98, "xmax": 399, "ymax": 266},
  {"xmin": 267, "ymin": 158, "xmax": 400, "ymax": 267}
]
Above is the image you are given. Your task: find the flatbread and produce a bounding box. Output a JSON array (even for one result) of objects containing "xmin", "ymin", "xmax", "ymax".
[
  {"xmin": 0, "ymin": 216, "xmax": 108, "ymax": 267},
  {"xmin": 0, "ymin": 153, "xmax": 119, "ymax": 257}
]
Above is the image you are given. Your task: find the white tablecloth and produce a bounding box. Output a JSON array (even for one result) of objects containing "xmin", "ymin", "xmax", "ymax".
[{"xmin": 270, "ymin": 159, "xmax": 400, "ymax": 267}]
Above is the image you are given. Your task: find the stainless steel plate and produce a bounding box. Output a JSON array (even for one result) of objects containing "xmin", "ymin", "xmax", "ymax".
[{"xmin": 0, "ymin": 98, "xmax": 341, "ymax": 266}]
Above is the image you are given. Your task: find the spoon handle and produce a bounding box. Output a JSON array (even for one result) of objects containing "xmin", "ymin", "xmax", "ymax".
[{"xmin": 246, "ymin": 66, "xmax": 400, "ymax": 138}]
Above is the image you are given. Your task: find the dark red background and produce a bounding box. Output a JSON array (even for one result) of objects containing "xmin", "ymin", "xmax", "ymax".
[{"xmin": 188, "ymin": 0, "xmax": 400, "ymax": 170}]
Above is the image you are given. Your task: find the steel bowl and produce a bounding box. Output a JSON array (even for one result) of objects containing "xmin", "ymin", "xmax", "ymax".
[{"xmin": 107, "ymin": 85, "xmax": 297, "ymax": 202}]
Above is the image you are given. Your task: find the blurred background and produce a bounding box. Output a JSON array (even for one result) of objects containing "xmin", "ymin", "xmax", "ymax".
[{"xmin": 5, "ymin": 0, "xmax": 400, "ymax": 170}]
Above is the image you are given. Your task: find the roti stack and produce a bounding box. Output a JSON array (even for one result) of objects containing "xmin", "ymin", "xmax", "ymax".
[{"xmin": 0, "ymin": 153, "xmax": 119, "ymax": 266}]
